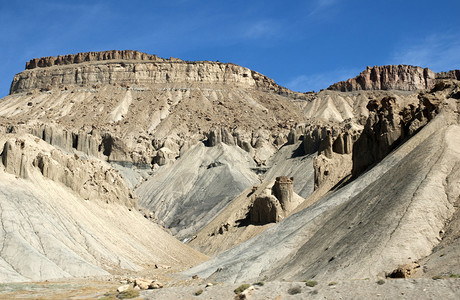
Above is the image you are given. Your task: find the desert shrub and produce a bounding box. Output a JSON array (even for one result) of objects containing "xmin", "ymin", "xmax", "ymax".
[
  {"xmin": 254, "ymin": 281, "xmax": 265, "ymax": 286},
  {"xmin": 305, "ymin": 280, "xmax": 318, "ymax": 287},
  {"xmin": 328, "ymin": 281, "xmax": 337, "ymax": 286},
  {"xmin": 376, "ymin": 279, "xmax": 385, "ymax": 285},
  {"xmin": 432, "ymin": 275, "xmax": 442, "ymax": 280},
  {"xmin": 117, "ymin": 289, "xmax": 140, "ymax": 299},
  {"xmin": 449, "ymin": 274, "xmax": 460, "ymax": 278},
  {"xmin": 288, "ymin": 286, "xmax": 302, "ymax": 295},
  {"xmin": 194, "ymin": 289, "xmax": 203, "ymax": 296},
  {"xmin": 234, "ymin": 284, "xmax": 250, "ymax": 294},
  {"xmin": 99, "ymin": 292, "xmax": 117, "ymax": 300}
]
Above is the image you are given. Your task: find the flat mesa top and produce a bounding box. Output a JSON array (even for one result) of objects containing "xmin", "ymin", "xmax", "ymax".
[{"xmin": 25, "ymin": 50, "xmax": 185, "ymax": 70}]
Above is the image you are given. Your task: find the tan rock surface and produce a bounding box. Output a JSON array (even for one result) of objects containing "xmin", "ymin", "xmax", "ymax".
[
  {"xmin": 0, "ymin": 133, "xmax": 207, "ymax": 283},
  {"xmin": 328, "ymin": 65, "xmax": 436, "ymax": 91},
  {"xmin": 184, "ymin": 100, "xmax": 460, "ymax": 282},
  {"xmin": 2, "ymin": 51, "xmax": 460, "ymax": 296}
]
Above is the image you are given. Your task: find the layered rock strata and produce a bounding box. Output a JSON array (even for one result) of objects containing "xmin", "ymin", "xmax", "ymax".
[
  {"xmin": 11, "ymin": 51, "xmax": 301, "ymax": 97},
  {"xmin": 436, "ymin": 70, "xmax": 460, "ymax": 80},
  {"xmin": 4, "ymin": 51, "xmax": 309, "ymax": 172},
  {"xmin": 328, "ymin": 65, "xmax": 436, "ymax": 92},
  {"xmin": 0, "ymin": 135, "xmax": 137, "ymax": 207},
  {"xmin": 25, "ymin": 50, "xmax": 166, "ymax": 70}
]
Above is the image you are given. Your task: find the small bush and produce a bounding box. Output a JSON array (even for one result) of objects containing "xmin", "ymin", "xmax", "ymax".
[
  {"xmin": 376, "ymin": 279, "xmax": 385, "ymax": 285},
  {"xmin": 234, "ymin": 284, "xmax": 250, "ymax": 294},
  {"xmin": 254, "ymin": 281, "xmax": 265, "ymax": 286},
  {"xmin": 432, "ymin": 275, "xmax": 443, "ymax": 280},
  {"xmin": 305, "ymin": 280, "xmax": 318, "ymax": 287},
  {"xmin": 328, "ymin": 281, "xmax": 337, "ymax": 286},
  {"xmin": 99, "ymin": 292, "xmax": 117, "ymax": 300},
  {"xmin": 99, "ymin": 291, "xmax": 118, "ymax": 300},
  {"xmin": 288, "ymin": 286, "xmax": 302, "ymax": 295},
  {"xmin": 117, "ymin": 289, "xmax": 140, "ymax": 299},
  {"xmin": 195, "ymin": 289, "xmax": 203, "ymax": 296},
  {"xmin": 449, "ymin": 274, "xmax": 460, "ymax": 278}
]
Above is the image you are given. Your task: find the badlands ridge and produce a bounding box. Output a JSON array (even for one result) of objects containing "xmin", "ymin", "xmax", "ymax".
[{"xmin": 0, "ymin": 50, "xmax": 459, "ymax": 296}]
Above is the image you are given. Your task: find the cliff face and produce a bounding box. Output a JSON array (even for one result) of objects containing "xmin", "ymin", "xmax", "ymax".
[
  {"xmin": 11, "ymin": 50, "xmax": 294, "ymax": 96},
  {"xmin": 4, "ymin": 51, "xmax": 309, "ymax": 171},
  {"xmin": 0, "ymin": 134, "xmax": 136, "ymax": 207},
  {"xmin": 328, "ymin": 65, "xmax": 436, "ymax": 92},
  {"xmin": 25, "ymin": 50, "xmax": 165, "ymax": 69},
  {"xmin": 436, "ymin": 70, "xmax": 460, "ymax": 80}
]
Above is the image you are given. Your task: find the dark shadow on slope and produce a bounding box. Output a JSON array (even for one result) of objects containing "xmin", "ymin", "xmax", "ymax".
[{"xmin": 290, "ymin": 141, "xmax": 306, "ymax": 158}]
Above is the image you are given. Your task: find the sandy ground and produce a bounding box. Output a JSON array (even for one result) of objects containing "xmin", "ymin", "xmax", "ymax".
[{"xmin": 1, "ymin": 275, "xmax": 459, "ymax": 299}]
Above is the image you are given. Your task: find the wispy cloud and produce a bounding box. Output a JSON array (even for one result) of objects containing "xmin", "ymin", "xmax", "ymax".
[
  {"xmin": 391, "ymin": 33, "xmax": 460, "ymax": 72},
  {"xmin": 308, "ymin": 0, "xmax": 339, "ymax": 18},
  {"xmin": 284, "ymin": 68, "xmax": 360, "ymax": 93},
  {"xmin": 243, "ymin": 20, "xmax": 280, "ymax": 39}
]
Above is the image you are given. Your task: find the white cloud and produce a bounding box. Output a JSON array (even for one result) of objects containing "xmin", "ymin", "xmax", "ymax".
[
  {"xmin": 391, "ymin": 33, "xmax": 460, "ymax": 72},
  {"xmin": 284, "ymin": 68, "xmax": 360, "ymax": 93}
]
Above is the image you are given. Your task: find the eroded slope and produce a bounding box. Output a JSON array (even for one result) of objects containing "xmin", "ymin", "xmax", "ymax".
[
  {"xmin": 0, "ymin": 134, "xmax": 206, "ymax": 283},
  {"xmin": 184, "ymin": 103, "xmax": 460, "ymax": 282}
]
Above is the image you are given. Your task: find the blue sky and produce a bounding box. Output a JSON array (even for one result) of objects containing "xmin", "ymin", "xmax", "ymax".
[{"xmin": 0, "ymin": 0, "xmax": 459, "ymax": 97}]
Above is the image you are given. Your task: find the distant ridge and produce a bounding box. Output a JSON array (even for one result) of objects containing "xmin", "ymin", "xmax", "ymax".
[{"xmin": 328, "ymin": 65, "xmax": 436, "ymax": 91}]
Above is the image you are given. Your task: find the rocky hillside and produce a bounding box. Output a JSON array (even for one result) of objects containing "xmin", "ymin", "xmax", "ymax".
[
  {"xmin": 4, "ymin": 51, "xmax": 308, "ymax": 168},
  {"xmin": 0, "ymin": 133, "xmax": 206, "ymax": 283},
  {"xmin": 185, "ymin": 82, "xmax": 460, "ymax": 282},
  {"xmin": 1, "ymin": 50, "xmax": 460, "ymax": 289}
]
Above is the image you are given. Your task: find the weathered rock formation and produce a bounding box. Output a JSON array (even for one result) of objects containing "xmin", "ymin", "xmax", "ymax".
[
  {"xmin": 302, "ymin": 123, "xmax": 360, "ymax": 190},
  {"xmin": 436, "ymin": 70, "xmax": 460, "ymax": 80},
  {"xmin": 5, "ymin": 50, "xmax": 460, "ymax": 287},
  {"xmin": 3, "ymin": 51, "xmax": 309, "ymax": 173},
  {"xmin": 8, "ymin": 123, "xmax": 138, "ymax": 165},
  {"xmin": 272, "ymin": 176, "xmax": 295, "ymax": 212},
  {"xmin": 0, "ymin": 133, "xmax": 208, "ymax": 283},
  {"xmin": 328, "ymin": 65, "xmax": 436, "ymax": 92},
  {"xmin": 352, "ymin": 92, "xmax": 442, "ymax": 177},
  {"xmin": 0, "ymin": 135, "xmax": 137, "ymax": 207},
  {"xmin": 249, "ymin": 194, "xmax": 283, "ymax": 224},
  {"xmin": 25, "ymin": 50, "xmax": 166, "ymax": 70},
  {"xmin": 205, "ymin": 127, "xmax": 287, "ymax": 163},
  {"xmin": 303, "ymin": 124, "xmax": 358, "ymax": 156},
  {"xmin": 185, "ymin": 100, "xmax": 460, "ymax": 282},
  {"xmin": 11, "ymin": 51, "xmax": 301, "ymax": 97},
  {"xmin": 249, "ymin": 177, "xmax": 299, "ymax": 224},
  {"xmin": 1, "ymin": 138, "xmax": 28, "ymax": 178}
]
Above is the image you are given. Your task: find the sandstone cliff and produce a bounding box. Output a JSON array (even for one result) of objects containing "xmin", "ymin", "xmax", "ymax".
[
  {"xmin": 328, "ymin": 65, "xmax": 436, "ymax": 91},
  {"xmin": 4, "ymin": 51, "xmax": 309, "ymax": 170},
  {"xmin": 11, "ymin": 50, "xmax": 300, "ymax": 97},
  {"xmin": 436, "ymin": 69, "xmax": 460, "ymax": 80},
  {"xmin": 25, "ymin": 50, "xmax": 166, "ymax": 70}
]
